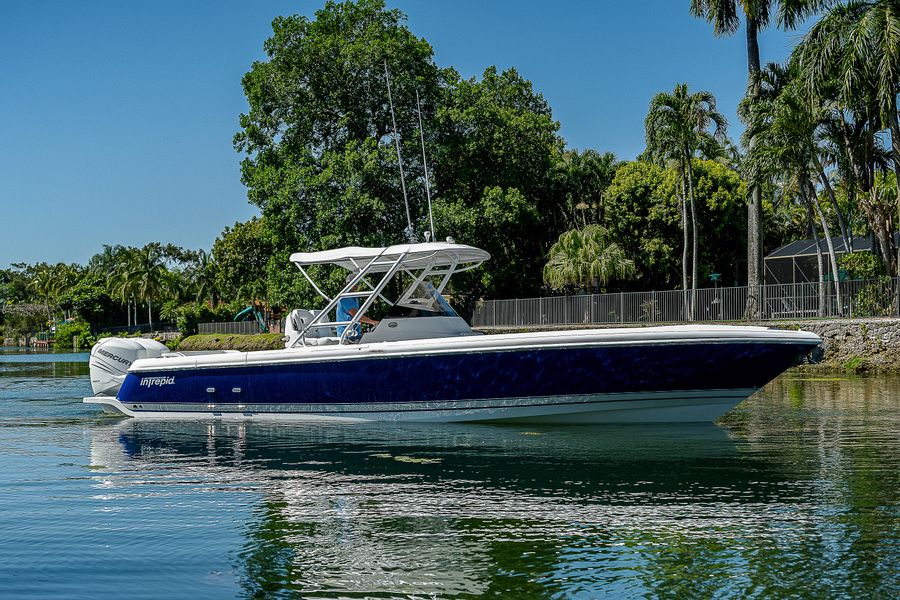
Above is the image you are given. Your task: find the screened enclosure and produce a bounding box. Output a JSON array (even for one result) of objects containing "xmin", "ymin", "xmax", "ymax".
[{"xmin": 764, "ymin": 236, "xmax": 868, "ymax": 285}]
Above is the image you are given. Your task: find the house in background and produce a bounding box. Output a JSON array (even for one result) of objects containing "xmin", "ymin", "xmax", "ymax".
[{"xmin": 764, "ymin": 236, "xmax": 884, "ymax": 286}]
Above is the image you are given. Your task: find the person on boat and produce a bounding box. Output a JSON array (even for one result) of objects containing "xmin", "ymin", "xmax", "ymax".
[{"xmin": 336, "ymin": 274, "xmax": 379, "ymax": 339}]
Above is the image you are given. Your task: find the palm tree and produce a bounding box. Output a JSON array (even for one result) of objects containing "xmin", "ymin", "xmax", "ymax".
[
  {"xmin": 112, "ymin": 244, "xmax": 170, "ymax": 330},
  {"xmin": 27, "ymin": 265, "xmax": 55, "ymax": 324},
  {"xmin": 796, "ymin": 0, "xmax": 900, "ymax": 274},
  {"xmin": 543, "ymin": 224, "xmax": 636, "ymax": 292},
  {"xmin": 48, "ymin": 263, "xmax": 81, "ymax": 319},
  {"xmin": 742, "ymin": 63, "xmax": 844, "ymax": 313},
  {"xmin": 130, "ymin": 243, "xmax": 170, "ymax": 330},
  {"xmin": 690, "ymin": 0, "xmax": 826, "ymax": 316},
  {"xmin": 186, "ymin": 249, "xmax": 219, "ymax": 307},
  {"xmin": 556, "ymin": 149, "xmax": 618, "ymax": 228},
  {"xmin": 645, "ymin": 84, "xmax": 727, "ymax": 319},
  {"xmin": 109, "ymin": 247, "xmax": 138, "ymax": 327}
]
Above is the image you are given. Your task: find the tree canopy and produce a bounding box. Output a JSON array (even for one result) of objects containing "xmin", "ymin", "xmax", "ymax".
[{"xmin": 8, "ymin": 0, "xmax": 900, "ymax": 342}]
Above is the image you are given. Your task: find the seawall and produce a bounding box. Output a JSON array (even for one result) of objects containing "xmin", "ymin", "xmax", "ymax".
[{"xmin": 770, "ymin": 318, "xmax": 900, "ymax": 373}]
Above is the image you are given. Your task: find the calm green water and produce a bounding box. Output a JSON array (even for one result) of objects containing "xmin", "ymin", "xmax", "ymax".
[{"xmin": 0, "ymin": 347, "xmax": 897, "ymax": 599}]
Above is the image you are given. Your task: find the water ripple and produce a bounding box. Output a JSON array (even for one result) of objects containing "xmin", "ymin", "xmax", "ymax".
[{"xmin": 0, "ymin": 350, "xmax": 897, "ymax": 598}]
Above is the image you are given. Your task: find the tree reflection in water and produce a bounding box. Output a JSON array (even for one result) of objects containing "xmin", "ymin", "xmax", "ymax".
[{"xmin": 90, "ymin": 376, "xmax": 899, "ymax": 597}]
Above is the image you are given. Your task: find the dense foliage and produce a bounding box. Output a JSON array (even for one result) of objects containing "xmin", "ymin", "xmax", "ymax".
[{"xmin": 5, "ymin": 0, "xmax": 900, "ymax": 340}]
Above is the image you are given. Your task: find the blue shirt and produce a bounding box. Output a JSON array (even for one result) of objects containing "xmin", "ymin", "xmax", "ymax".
[{"xmin": 336, "ymin": 297, "xmax": 361, "ymax": 338}]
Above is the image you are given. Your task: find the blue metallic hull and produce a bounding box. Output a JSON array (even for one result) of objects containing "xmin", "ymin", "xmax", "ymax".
[{"xmin": 111, "ymin": 340, "xmax": 816, "ymax": 422}]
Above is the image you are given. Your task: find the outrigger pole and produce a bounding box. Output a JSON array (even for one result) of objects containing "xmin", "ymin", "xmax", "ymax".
[
  {"xmin": 416, "ymin": 89, "xmax": 436, "ymax": 240},
  {"xmin": 384, "ymin": 60, "xmax": 415, "ymax": 242}
]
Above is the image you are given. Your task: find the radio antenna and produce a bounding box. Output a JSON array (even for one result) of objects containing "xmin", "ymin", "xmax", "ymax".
[
  {"xmin": 384, "ymin": 61, "xmax": 414, "ymax": 241},
  {"xmin": 416, "ymin": 89, "xmax": 436, "ymax": 240}
]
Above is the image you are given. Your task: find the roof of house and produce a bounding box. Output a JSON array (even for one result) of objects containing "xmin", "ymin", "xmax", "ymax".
[{"xmin": 765, "ymin": 235, "xmax": 892, "ymax": 259}]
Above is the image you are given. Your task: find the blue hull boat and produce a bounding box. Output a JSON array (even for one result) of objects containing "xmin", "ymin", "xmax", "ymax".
[{"xmin": 85, "ymin": 243, "xmax": 820, "ymax": 423}]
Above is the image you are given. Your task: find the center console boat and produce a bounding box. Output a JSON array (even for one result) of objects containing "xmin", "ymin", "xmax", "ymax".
[{"xmin": 84, "ymin": 242, "xmax": 821, "ymax": 423}]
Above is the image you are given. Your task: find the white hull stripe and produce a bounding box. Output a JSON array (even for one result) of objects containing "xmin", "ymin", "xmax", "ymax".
[{"xmin": 86, "ymin": 388, "xmax": 756, "ymax": 422}]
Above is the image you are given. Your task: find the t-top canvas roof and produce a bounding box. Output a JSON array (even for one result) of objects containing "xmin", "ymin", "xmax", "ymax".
[{"xmin": 290, "ymin": 242, "xmax": 490, "ymax": 272}]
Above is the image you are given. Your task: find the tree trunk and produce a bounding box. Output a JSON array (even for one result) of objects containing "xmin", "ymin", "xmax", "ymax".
[
  {"xmin": 680, "ymin": 169, "xmax": 690, "ymax": 321},
  {"xmin": 812, "ymin": 154, "xmax": 851, "ymax": 253},
  {"xmin": 803, "ymin": 187, "xmax": 826, "ymax": 317},
  {"xmin": 860, "ymin": 186, "xmax": 896, "ymax": 276},
  {"xmin": 744, "ymin": 16, "xmax": 763, "ymax": 319},
  {"xmin": 888, "ymin": 101, "xmax": 900, "ymax": 269},
  {"xmin": 811, "ymin": 186, "xmax": 843, "ymax": 316},
  {"xmin": 686, "ymin": 154, "xmax": 699, "ymax": 320},
  {"xmin": 148, "ymin": 299, "xmax": 153, "ymax": 331}
]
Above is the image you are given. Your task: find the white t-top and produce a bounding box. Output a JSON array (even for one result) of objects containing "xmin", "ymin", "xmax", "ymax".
[{"xmin": 290, "ymin": 242, "xmax": 491, "ymax": 272}]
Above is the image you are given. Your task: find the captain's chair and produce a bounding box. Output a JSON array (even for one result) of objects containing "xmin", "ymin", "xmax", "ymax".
[{"xmin": 284, "ymin": 309, "xmax": 339, "ymax": 347}]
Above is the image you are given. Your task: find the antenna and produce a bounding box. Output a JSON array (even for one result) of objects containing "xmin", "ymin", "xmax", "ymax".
[
  {"xmin": 384, "ymin": 60, "xmax": 414, "ymax": 242},
  {"xmin": 416, "ymin": 89, "xmax": 436, "ymax": 240}
]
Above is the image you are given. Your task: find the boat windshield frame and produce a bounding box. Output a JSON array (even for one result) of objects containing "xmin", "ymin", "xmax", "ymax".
[{"xmin": 289, "ymin": 243, "xmax": 489, "ymax": 346}]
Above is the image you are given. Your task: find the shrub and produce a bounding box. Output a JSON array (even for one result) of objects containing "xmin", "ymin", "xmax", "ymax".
[
  {"xmin": 54, "ymin": 320, "xmax": 94, "ymax": 349},
  {"xmin": 167, "ymin": 301, "xmax": 246, "ymax": 336},
  {"xmin": 839, "ymin": 252, "xmax": 883, "ymax": 280},
  {"xmin": 853, "ymin": 277, "xmax": 895, "ymax": 317}
]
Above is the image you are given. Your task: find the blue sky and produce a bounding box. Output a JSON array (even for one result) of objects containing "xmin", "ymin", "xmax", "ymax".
[{"xmin": 0, "ymin": 1, "xmax": 810, "ymax": 266}]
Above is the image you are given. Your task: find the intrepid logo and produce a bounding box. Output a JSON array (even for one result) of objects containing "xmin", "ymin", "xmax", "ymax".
[
  {"xmin": 140, "ymin": 376, "xmax": 175, "ymax": 388},
  {"xmin": 97, "ymin": 348, "xmax": 131, "ymax": 366}
]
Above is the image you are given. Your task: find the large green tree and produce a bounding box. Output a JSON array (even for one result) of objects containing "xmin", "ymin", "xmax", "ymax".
[
  {"xmin": 234, "ymin": 1, "xmax": 565, "ymax": 306},
  {"xmin": 433, "ymin": 186, "xmax": 540, "ymax": 298},
  {"xmin": 212, "ymin": 218, "xmax": 274, "ymax": 306},
  {"xmin": 603, "ymin": 160, "xmax": 747, "ymax": 290},
  {"xmin": 434, "ymin": 66, "xmax": 562, "ymax": 221},
  {"xmin": 432, "ymin": 66, "xmax": 564, "ymax": 297},
  {"xmin": 235, "ymin": 2, "xmax": 438, "ymax": 232},
  {"xmin": 235, "ymin": 0, "xmax": 445, "ymax": 308}
]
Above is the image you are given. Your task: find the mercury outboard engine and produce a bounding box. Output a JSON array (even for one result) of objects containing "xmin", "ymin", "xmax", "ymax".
[{"xmin": 89, "ymin": 337, "xmax": 169, "ymax": 396}]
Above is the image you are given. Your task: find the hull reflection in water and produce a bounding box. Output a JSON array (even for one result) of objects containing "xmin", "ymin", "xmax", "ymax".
[{"xmin": 90, "ymin": 419, "xmax": 819, "ymax": 597}]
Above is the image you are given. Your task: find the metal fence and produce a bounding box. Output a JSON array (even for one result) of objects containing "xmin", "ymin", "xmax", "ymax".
[
  {"xmin": 198, "ymin": 321, "xmax": 266, "ymax": 335},
  {"xmin": 99, "ymin": 322, "xmax": 178, "ymax": 335},
  {"xmin": 472, "ymin": 278, "xmax": 900, "ymax": 328}
]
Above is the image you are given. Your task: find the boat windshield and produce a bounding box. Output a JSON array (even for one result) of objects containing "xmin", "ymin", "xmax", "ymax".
[{"xmin": 387, "ymin": 280, "xmax": 459, "ymax": 318}]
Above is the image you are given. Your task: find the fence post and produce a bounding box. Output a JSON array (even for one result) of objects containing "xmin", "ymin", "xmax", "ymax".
[
  {"xmin": 721, "ymin": 289, "xmax": 726, "ymax": 321},
  {"xmin": 895, "ymin": 276, "xmax": 900, "ymax": 317},
  {"xmin": 848, "ymin": 285, "xmax": 853, "ymax": 319},
  {"xmin": 620, "ymin": 291, "xmax": 624, "ymax": 324},
  {"xmin": 761, "ymin": 284, "xmax": 766, "ymax": 321}
]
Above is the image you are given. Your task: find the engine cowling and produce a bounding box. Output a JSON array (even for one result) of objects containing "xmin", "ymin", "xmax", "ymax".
[{"xmin": 89, "ymin": 337, "xmax": 169, "ymax": 397}]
